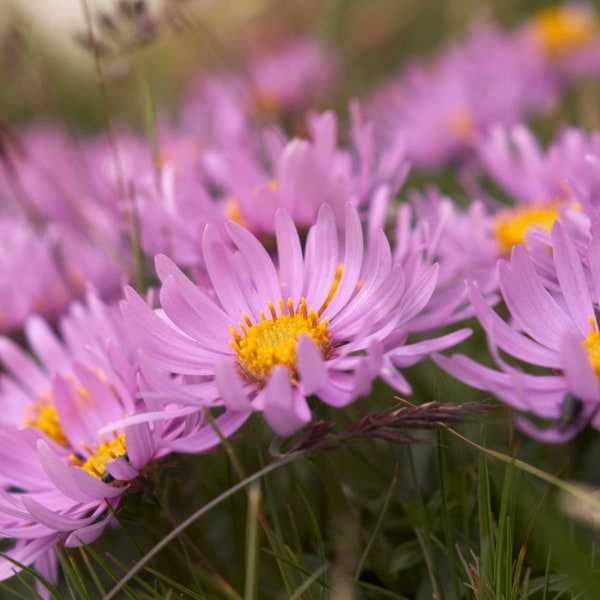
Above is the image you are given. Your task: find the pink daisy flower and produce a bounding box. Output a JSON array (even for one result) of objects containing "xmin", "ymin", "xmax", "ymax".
[
  {"xmin": 366, "ymin": 22, "xmax": 556, "ymax": 170},
  {"xmin": 435, "ymin": 221, "xmax": 600, "ymax": 442},
  {"xmin": 0, "ymin": 291, "xmax": 247, "ymax": 588},
  {"xmin": 219, "ymin": 106, "xmax": 407, "ymax": 234},
  {"xmin": 122, "ymin": 203, "xmax": 470, "ymax": 436}
]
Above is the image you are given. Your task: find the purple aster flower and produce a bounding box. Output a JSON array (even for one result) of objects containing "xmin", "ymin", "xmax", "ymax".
[
  {"xmin": 219, "ymin": 107, "xmax": 407, "ymax": 234},
  {"xmin": 182, "ymin": 37, "xmax": 339, "ymax": 132},
  {"xmin": 365, "ymin": 22, "xmax": 557, "ymax": 170},
  {"xmin": 468, "ymin": 124, "xmax": 600, "ymax": 289},
  {"xmin": 245, "ymin": 37, "xmax": 340, "ymax": 119},
  {"xmin": 0, "ymin": 291, "xmax": 247, "ymax": 588},
  {"xmin": 435, "ymin": 221, "xmax": 600, "ymax": 442},
  {"xmin": 524, "ymin": 3, "xmax": 600, "ymax": 82},
  {"xmin": 122, "ymin": 203, "xmax": 470, "ymax": 437}
]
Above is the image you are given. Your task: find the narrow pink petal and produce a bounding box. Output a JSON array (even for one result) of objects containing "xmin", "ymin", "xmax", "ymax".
[
  {"xmin": 275, "ymin": 209, "xmax": 304, "ymax": 301},
  {"xmin": 297, "ymin": 335, "xmax": 327, "ymax": 395},
  {"xmin": 22, "ymin": 497, "xmax": 95, "ymax": 532},
  {"xmin": 389, "ymin": 329, "xmax": 472, "ymax": 362},
  {"xmin": 397, "ymin": 264, "xmax": 439, "ymax": 324},
  {"xmin": 216, "ymin": 358, "xmax": 252, "ymax": 411},
  {"xmin": 25, "ymin": 316, "xmax": 71, "ymax": 374},
  {"xmin": 164, "ymin": 410, "xmax": 250, "ymax": 454},
  {"xmin": 0, "ymin": 337, "xmax": 47, "ymax": 393},
  {"xmin": 588, "ymin": 221, "xmax": 600, "ymax": 307},
  {"xmin": 159, "ymin": 277, "xmax": 232, "ymax": 351},
  {"xmin": 562, "ymin": 329, "xmax": 600, "ymax": 402},
  {"xmin": 226, "ymin": 220, "xmax": 281, "ymax": 301},
  {"xmin": 499, "ymin": 246, "xmax": 572, "ymax": 349},
  {"xmin": 36, "ymin": 440, "xmax": 96, "ymax": 503},
  {"xmin": 320, "ymin": 203, "xmax": 363, "ymax": 318},
  {"xmin": 125, "ymin": 422, "xmax": 155, "ymax": 468},
  {"xmin": 469, "ymin": 282, "xmax": 563, "ymax": 368},
  {"xmin": 263, "ymin": 366, "xmax": 310, "ymax": 436},
  {"xmin": 64, "ymin": 513, "xmax": 113, "ymax": 547},
  {"xmin": 303, "ymin": 204, "xmax": 339, "ymax": 310},
  {"xmin": 552, "ymin": 222, "xmax": 593, "ymax": 335},
  {"xmin": 379, "ymin": 355, "xmax": 412, "ymax": 394},
  {"xmin": 70, "ymin": 469, "xmax": 125, "ymax": 499},
  {"xmin": 202, "ymin": 224, "xmax": 252, "ymax": 318},
  {"xmin": 104, "ymin": 456, "xmax": 139, "ymax": 481}
]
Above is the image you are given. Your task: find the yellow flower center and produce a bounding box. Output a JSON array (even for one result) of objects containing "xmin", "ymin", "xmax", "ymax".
[
  {"xmin": 229, "ymin": 264, "xmax": 343, "ymax": 384},
  {"xmin": 493, "ymin": 203, "xmax": 560, "ymax": 255},
  {"xmin": 532, "ymin": 6, "xmax": 598, "ymax": 56},
  {"xmin": 583, "ymin": 321, "xmax": 600, "ymax": 380},
  {"xmin": 70, "ymin": 433, "xmax": 128, "ymax": 483},
  {"xmin": 230, "ymin": 298, "xmax": 332, "ymax": 384},
  {"xmin": 23, "ymin": 391, "xmax": 68, "ymax": 447}
]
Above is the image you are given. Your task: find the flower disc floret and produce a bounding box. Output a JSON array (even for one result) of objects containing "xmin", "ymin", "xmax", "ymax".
[
  {"xmin": 583, "ymin": 324, "xmax": 600, "ymax": 380},
  {"xmin": 494, "ymin": 203, "xmax": 560, "ymax": 254},
  {"xmin": 23, "ymin": 396, "xmax": 68, "ymax": 447},
  {"xmin": 230, "ymin": 298, "xmax": 331, "ymax": 384},
  {"xmin": 70, "ymin": 433, "xmax": 128, "ymax": 483}
]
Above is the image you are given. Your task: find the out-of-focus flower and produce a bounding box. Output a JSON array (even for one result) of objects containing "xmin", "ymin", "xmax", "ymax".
[
  {"xmin": 246, "ymin": 37, "xmax": 340, "ymax": 119},
  {"xmin": 0, "ymin": 216, "xmax": 72, "ymax": 332},
  {"xmin": 366, "ymin": 23, "xmax": 557, "ymax": 170},
  {"xmin": 435, "ymin": 221, "xmax": 600, "ymax": 442},
  {"xmin": 525, "ymin": 3, "xmax": 600, "ymax": 81},
  {"xmin": 182, "ymin": 37, "xmax": 339, "ymax": 133},
  {"xmin": 122, "ymin": 203, "xmax": 470, "ymax": 436},
  {"xmin": 219, "ymin": 106, "xmax": 407, "ymax": 234}
]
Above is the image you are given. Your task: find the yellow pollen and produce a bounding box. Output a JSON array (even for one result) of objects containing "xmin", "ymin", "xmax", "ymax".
[
  {"xmin": 532, "ymin": 6, "xmax": 598, "ymax": 56},
  {"xmin": 318, "ymin": 264, "xmax": 344, "ymax": 315},
  {"xmin": 23, "ymin": 392, "xmax": 68, "ymax": 447},
  {"xmin": 583, "ymin": 319, "xmax": 600, "ymax": 380},
  {"xmin": 70, "ymin": 433, "xmax": 128, "ymax": 483},
  {"xmin": 494, "ymin": 203, "xmax": 561, "ymax": 255},
  {"xmin": 229, "ymin": 297, "xmax": 332, "ymax": 384},
  {"xmin": 225, "ymin": 197, "xmax": 250, "ymax": 227}
]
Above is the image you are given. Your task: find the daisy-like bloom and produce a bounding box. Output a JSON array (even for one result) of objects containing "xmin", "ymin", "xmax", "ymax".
[
  {"xmin": 365, "ymin": 22, "xmax": 557, "ymax": 170},
  {"xmin": 122, "ymin": 203, "xmax": 471, "ymax": 437},
  {"xmin": 182, "ymin": 37, "xmax": 339, "ymax": 133},
  {"xmin": 524, "ymin": 3, "xmax": 600, "ymax": 82},
  {"xmin": 245, "ymin": 37, "xmax": 340, "ymax": 120},
  {"xmin": 435, "ymin": 221, "xmax": 600, "ymax": 442},
  {"xmin": 0, "ymin": 291, "xmax": 247, "ymax": 588},
  {"xmin": 219, "ymin": 106, "xmax": 407, "ymax": 234},
  {"xmin": 470, "ymin": 124, "xmax": 600, "ymax": 286}
]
